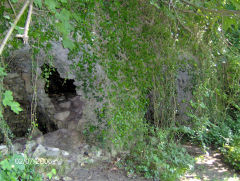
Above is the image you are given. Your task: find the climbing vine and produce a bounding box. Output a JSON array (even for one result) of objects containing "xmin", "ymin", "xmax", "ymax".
[{"xmin": 0, "ymin": 0, "xmax": 240, "ymax": 180}]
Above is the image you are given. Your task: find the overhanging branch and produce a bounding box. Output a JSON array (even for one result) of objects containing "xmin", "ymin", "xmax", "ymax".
[
  {"xmin": 180, "ymin": 0, "xmax": 240, "ymax": 16},
  {"xmin": 16, "ymin": 0, "xmax": 34, "ymax": 44},
  {"xmin": 0, "ymin": 0, "xmax": 30, "ymax": 56}
]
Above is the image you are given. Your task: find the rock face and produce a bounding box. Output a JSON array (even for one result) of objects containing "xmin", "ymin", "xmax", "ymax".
[
  {"xmin": 145, "ymin": 54, "xmax": 195, "ymax": 126},
  {"xmin": 176, "ymin": 69, "xmax": 192, "ymax": 123},
  {"xmin": 2, "ymin": 50, "xmax": 33, "ymax": 141},
  {"xmin": 2, "ymin": 42, "xmax": 106, "ymax": 142},
  {"xmin": 0, "ymin": 132, "xmax": 145, "ymax": 181}
]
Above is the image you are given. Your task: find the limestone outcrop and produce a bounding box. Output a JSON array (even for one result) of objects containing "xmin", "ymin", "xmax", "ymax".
[{"xmin": 2, "ymin": 42, "xmax": 106, "ymax": 141}]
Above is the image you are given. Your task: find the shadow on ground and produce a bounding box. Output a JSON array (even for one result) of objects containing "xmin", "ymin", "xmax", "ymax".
[{"xmin": 181, "ymin": 144, "xmax": 240, "ymax": 181}]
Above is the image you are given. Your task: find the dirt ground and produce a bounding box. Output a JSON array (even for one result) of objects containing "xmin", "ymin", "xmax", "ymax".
[
  {"xmin": 63, "ymin": 144, "xmax": 240, "ymax": 181},
  {"xmin": 181, "ymin": 144, "xmax": 240, "ymax": 181}
]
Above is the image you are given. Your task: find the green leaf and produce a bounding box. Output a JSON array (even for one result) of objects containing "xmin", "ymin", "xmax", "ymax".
[
  {"xmin": 34, "ymin": 0, "xmax": 42, "ymax": 9},
  {"xmin": 10, "ymin": 23, "xmax": 24, "ymax": 34},
  {"xmin": 9, "ymin": 102, "xmax": 22, "ymax": 114},
  {"xmin": 47, "ymin": 172, "xmax": 53, "ymax": 179},
  {"xmin": 3, "ymin": 90, "xmax": 14, "ymax": 107},
  {"xmin": 56, "ymin": 8, "xmax": 71, "ymax": 21},
  {"xmin": 0, "ymin": 67, "xmax": 7, "ymax": 77},
  {"xmin": 0, "ymin": 159, "xmax": 11, "ymax": 170},
  {"xmin": 52, "ymin": 168, "xmax": 57, "ymax": 175},
  {"xmin": 150, "ymin": 0, "xmax": 160, "ymax": 9},
  {"xmin": 199, "ymin": 102, "xmax": 207, "ymax": 109},
  {"xmin": 62, "ymin": 36, "xmax": 75, "ymax": 50},
  {"xmin": 2, "ymin": 90, "xmax": 22, "ymax": 114},
  {"xmin": 45, "ymin": 0, "xmax": 59, "ymax": 11},
  {"xmin": 47, "ymin": 168, "xmax": 56, "ymax": 179},
  {"xmin": 56, "ymin": 22, "xmax": 68, "ymax": 35},
  {"xmin": 3, "ymin": 15, "xmax": 10, "ymax": 20},
  {"xmin": 11, "ymin": 0, "xmax": 18, "ymax": 3}
]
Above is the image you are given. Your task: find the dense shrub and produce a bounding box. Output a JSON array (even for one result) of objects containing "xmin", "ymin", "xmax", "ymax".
[
  {"xmin": 122, "ymin": 129, "xmax": 194, "ymax": 181},
  {"xmin": 222, "ymin": 136, "xmax": 240, "ymax": 170},
  {"xmin": 0, "ymin": 153, "xmax": 42, "ymax": 181},
  {"xmin": 0, "ymin": 0, "xmax": 240, "ymax": 180}
]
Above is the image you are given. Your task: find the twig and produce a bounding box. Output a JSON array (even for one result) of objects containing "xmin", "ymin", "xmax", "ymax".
[
  {"xmin": 0, "ymin": 0, "xmax": 30, "ymax": 56},
  {"xmin": 162, "ymin": 0, "xmax": 193, "ymax": 34},
  {"xmin": 16, "ymin": 0, "xmax": 33, "ymax": 44},
  {"xmin": 180, "ymin": 0, "xmax": 240, "ymax": 16},
  {"xmin": 7, "ymin": 0, "xmax": 16, "ymax": 16},
  {"xmin": 173, "ymin": 6, "xmax": 193, "ymax": 34}
]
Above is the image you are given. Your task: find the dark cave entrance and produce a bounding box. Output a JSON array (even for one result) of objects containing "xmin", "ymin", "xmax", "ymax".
[
  {"xmin": 41, "ymin": 64, "xmax": 77, "ymax": 98},
  {"xmin": 37, "ymin": 64, "xmax": 77, "ymax": 134}
]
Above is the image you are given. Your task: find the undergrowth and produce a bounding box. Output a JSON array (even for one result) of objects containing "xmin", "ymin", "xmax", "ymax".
[
  {"xmin": 121, "ymin": 128, "xmax": 194, "ymax": 181},
  {"xmin": 0, "ymin": 0, "xmax": 239, "ymax": 180}
]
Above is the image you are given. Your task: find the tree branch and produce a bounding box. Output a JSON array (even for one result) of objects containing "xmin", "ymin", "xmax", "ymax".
[
  {"xmin": 7, "ymin": 0, "xmax": 16, "ymax": 17},
  {"xmin": 180, "ymin": 0, "xmax": 240, "ymax": 16},
  {"xmin": 173, "ymin": 6, "xmax": 193, "ymax": 33},
  {"xmin": 16, "ymin": 0, "xmax": 34, "ymax": 44},
  {"xmin": 0, "ymin": 0, "xmax": 30, "ymax": 56}
]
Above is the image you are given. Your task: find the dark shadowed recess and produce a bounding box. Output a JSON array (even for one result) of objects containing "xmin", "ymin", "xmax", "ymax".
[
  {"xmin": 41, "ymin": 64, "xmax": 77, "ymax": 98},
  {"xmin": 38, "ymin": 64, "xmax": 77, "ymax": 134}
]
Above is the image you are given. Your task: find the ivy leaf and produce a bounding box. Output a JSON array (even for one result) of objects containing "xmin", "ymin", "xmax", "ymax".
[
  {"xmin": 9, "ymin": 102, "xmax": 22, "ymax": 114},
  {"xmin": 3, "ymin": 90, "xmax": 14, "ymax": 107},
  {"xmin": 150, "ymin": 0, "xmax": 160, "ymax": 9},
  {"xmin": 56, "ymin": 8, "xmax": 71, "ymax": 22},
  {"xmin": 34, "ymin": 0, "xmax": 42, "ymax": 9},
  {"xmin": 63, "ymin": 21, "xmax": 74, "ymax": 33},
  {"xmin": 0, "ymin": 67, "xmax": 7, "ymax": 77},
  {"xmin": 199, "ymin": 102, "xmax": 207, "ymax": 109},
  {"xmin": 3, "ymin": 15, "xmax": 10, "ymax": 20},
  {"xmin": 56, "ymin": 22, "xmax": 69, "ymax": 35},
  {"xmin": 47, "ymin": 172, "xmax": 53, "ymax": 179},
  {"xmin": 2, "ymin": 90, "xmax": 22, "ymax": 114},
  {"xmin": 52, "ymin": 168, "xmax": 57, "ymax": 175},
  {"xmin": 10, "ymin": 23, "xmax": 24, "ymax": 34},
  {"xmin": 15, "ymin": 26, "xmax": 24, "ymax": 34},
  {"xmin": 45, "ymin": 0, "xmax": 59, "ymax": 11},
  {"xmin": 56, "ymin": 21, "xmax": 73, "ymax": 36},
  {"xmin": 62, "ymin": 36, "xmax": 75, "ymax": 50}
]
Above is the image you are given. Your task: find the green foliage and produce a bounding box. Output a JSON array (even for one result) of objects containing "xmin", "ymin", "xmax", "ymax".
[
  {"xmin": 0, "ymin": 153, "xmax": 42, "ymax": 181},
  {"xmin": 10, "ymin": 0, "xmax": 18, "ymax": 3},
  {"xmin": 2, "ymin": 90, "xmax": 22, "ymax": 114},
  {"xmin": 0, "ymin": 61, "xmax": 22, "ymax": 115},
  {"xmin": 41, "ymin": 63, "xmax": 56, "ymax": 89},
  {"xmin": 46, "ymin": 168, "xmax": 57, "ymax": 179},
  {"xmin": 0, "ymin": 0, "xmax": 240, "ymax": 179},
  {"xmin": 222, "ymin": 135, "xmax": 240, "ymax": 170},
  {"xmin": 122, "ymin": 129, "xmax": 194, "ymax": 180},
  {"xmin": 34, "ymin": 0, "xmax": 42, "ymax": 9}
]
